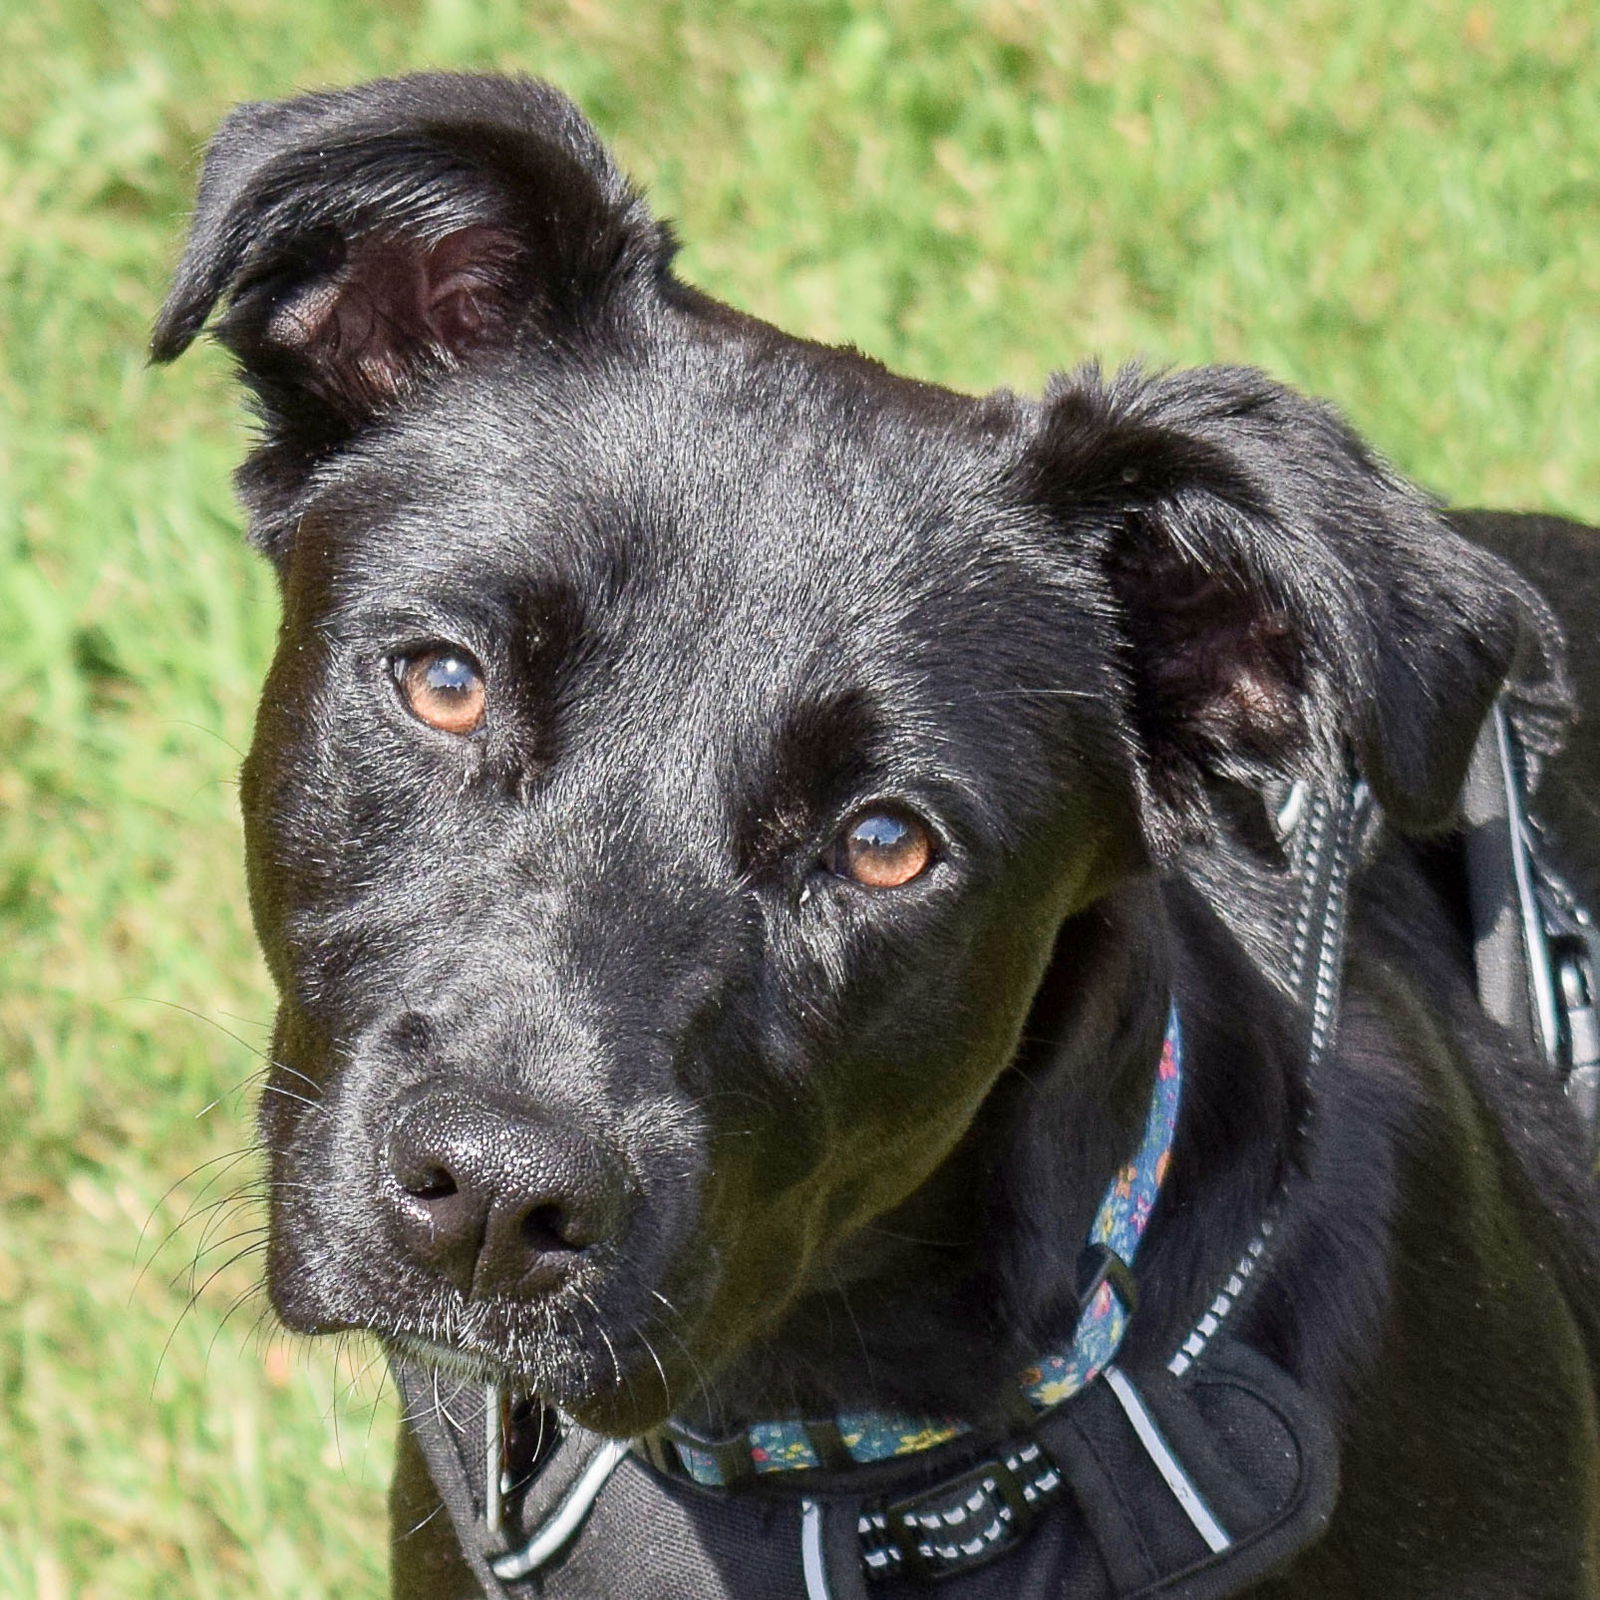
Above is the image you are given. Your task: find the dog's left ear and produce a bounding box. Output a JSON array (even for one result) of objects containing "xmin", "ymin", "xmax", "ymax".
[
  {"xmin": 1022, "ymin": 364, "xmax": 1563, "ymax": 853},
  {"xmin": 150, "ymin": 73, "xmax": 669, "ymax": 556}
]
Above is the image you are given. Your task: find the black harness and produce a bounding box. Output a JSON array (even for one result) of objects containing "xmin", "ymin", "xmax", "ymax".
[
  {"xmin": 390, "ymin": 707, "xmax": 1599, "ymax": 1599},
  {"xmin": 1465, "ymin": 703, "xmax": 1600, "ymax": 1126}
]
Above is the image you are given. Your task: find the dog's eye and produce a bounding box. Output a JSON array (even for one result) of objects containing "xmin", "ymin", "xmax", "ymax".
[
  {"xmin": 395, "ymin": 647, "xmax": 486, "ymax": 735},
  {"xmin": 827, "ymin": 809, "xmax": 935, "ymax": 889}
]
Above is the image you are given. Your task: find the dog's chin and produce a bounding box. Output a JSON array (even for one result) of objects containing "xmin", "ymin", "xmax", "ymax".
[
  {"xmin": 383, "ymin": 1330, "xmax": 679, "ymax": 1437},
  {"xmin": 265, "ymin": 1265, "xmax": 684, "ymax": 1435}
]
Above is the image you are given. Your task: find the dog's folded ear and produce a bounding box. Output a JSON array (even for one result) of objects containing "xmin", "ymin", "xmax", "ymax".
[
  {"xmin": 151, "ymin": 73, "xmax": 665, "ymax": 528},
  {"xmin": 1022, "ymin": 364, "xmax": 1567, "ymax": 853}
]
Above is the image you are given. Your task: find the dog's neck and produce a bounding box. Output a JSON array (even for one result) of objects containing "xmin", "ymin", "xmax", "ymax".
[{"xmin": 684, "ymin": 876, "xmax": 1298, "ymax": 1433}]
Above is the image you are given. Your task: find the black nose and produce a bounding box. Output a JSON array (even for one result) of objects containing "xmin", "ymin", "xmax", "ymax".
[{"xmin": 385, "ymin": 1093, "xmax": 629, "ymax": 1299}]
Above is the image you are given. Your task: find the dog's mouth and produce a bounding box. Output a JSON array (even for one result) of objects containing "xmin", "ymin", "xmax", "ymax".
[
  {"xmin": 276, "ymin": 1277, "xmax": 683, "ymax": 1435},
  {"xmin": 370, "ymin": 1293, "xmax": 692, "ymax": 1435},
  {"xmin": 255, "ymin": 1044, "xmax": 734, "ymax": 1433},
  {"xmin": 390, "ymin": 1332, "xmax": 506, "ymax": 1386}
]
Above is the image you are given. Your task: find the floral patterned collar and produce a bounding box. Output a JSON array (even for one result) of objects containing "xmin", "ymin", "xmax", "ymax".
[{"xmin": 664, "ymin": 1006, "xmax": 1183, "ymax": 1486}]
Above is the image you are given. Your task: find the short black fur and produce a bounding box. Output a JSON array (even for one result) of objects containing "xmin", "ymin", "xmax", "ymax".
[{"xmin": 154, "ymin": 73, "xmax": 1600, "ymax": 1597}]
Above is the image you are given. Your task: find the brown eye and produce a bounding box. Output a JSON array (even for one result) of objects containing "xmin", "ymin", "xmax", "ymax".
[
  {"xmin": 828, "ymin": 809, "xmax": 935, "ymax": 889},
  {"xmin": 397, "ymin": 647, "xmax": 486, "ymax": 734}
]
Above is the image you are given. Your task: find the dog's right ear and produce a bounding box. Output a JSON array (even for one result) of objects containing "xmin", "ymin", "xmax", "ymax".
[
  {"xmin": 152, "ymin": 73, "xmax": 667, "ymax": 550},
  {"xmin": 1019, "ymin": 364, "xmax": 1565, "ymax": 854}
]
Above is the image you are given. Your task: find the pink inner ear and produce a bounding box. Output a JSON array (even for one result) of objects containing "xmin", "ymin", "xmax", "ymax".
[
  {"xmin": 262, "ymin": 225, "xmax": 521, "ymax": 415},
  {"xmin": 417, "ymin": 226, "xmax": 521, "ymax": 350}
]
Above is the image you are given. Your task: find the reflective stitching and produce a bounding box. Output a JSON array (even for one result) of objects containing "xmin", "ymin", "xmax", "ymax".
[
  {"xmin": 490, "ymin": 1439, "xmax": 630, "ymax": 1582},
  {"xmin": 800, "ymin": 1500, "xmax": 833, "ymax": 1600},
  {"xmin": 1103, "ymin": 1366, "xmax": 1231, "ymax": 1554}
]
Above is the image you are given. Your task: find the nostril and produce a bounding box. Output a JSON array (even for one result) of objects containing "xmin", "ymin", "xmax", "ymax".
[
  {"xmin": 521, "ymin": 1201, "xmax": 580, "ymax": 1254},
  {"xmin": 403, "ymin": 1165, "xmax": 459, "ymax": 1202},
  {"xmin": 386, "ymin": 1135, "xmax": 485, "ymax": 1296}
]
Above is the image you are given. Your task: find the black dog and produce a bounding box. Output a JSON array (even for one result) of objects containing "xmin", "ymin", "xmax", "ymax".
[{"xmin": 154, "ymin": 74, "xmax": 1600, "ymax": 1598}]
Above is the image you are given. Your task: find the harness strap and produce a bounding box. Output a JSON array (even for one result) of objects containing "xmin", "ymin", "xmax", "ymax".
[
  {"xmin": 791, "ymin": 1337, "xmax": 1336, "ymax": 1600},
  {"xmin": 390, "ymin": 1268, "xmax": 1343, "ymax": 1598},
  {"xmin": 390, "ymin": 1370, "xmax": 518, "ymax": 1600},
  {"xmin": 1465, "ymin": 700, "xmax": 1600, "ymax": 1152},
  {"xmin": 1466, "ymin": 701, "xmax": 1560, "ymax": 1060},
  {"xmin": 390, "ymin": 1363, "xmax": 627, "ymax": 1599},
  {"xmin": 1166, "ymin": 768, "xmax": 1370, "ymax": 1377}
]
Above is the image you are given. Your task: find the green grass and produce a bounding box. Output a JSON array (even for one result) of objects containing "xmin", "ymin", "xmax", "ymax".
[{"xmin": 2, "ymin": 1, "xmax": 1596, "ymax": 1594}]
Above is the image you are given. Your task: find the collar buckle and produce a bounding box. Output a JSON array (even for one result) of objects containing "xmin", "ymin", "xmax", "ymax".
[
  {"xmin": 1076, "ymin": 1241, "xmax": 1138, "ymax": 1319},
  {"xmin": 643, "ymin": 1418, "xmax": 759, "ymax": 1486}
]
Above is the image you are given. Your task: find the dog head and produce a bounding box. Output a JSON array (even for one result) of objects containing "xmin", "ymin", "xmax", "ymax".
[{"xmin": 155, "ymin": 73, "xmax": 1553, "ymax": 1434}]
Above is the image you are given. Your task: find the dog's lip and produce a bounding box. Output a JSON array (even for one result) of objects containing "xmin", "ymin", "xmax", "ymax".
[
  {"xmin": 385, "ymin": 1330, "xmax": 658, "ymax": 1433},
  {"xmin": 383, "ymin": 1319, "xmax": 610, "ymax": 1399},
  {"xmin": 389, "ymin": 1331, "xmax": 512, "ymax": 1386}
]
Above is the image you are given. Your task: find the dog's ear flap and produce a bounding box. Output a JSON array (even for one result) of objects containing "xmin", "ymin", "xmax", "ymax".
[
  {"xmin": 1023, "ymin": 365, "xmax": 1562, "ymax": 854},
  {"xmin": 152, "ymin": 74, "xmax": 665, "ymax": 466}
]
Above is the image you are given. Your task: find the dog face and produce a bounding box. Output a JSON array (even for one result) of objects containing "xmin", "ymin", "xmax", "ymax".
[
  {"xmin": 155, "ymin": 73, "xmax": 1542, "ymax": 1435},
  {"xmin": 235, "ymin": 350, "xmax": 1139, "ymax": 1429}
]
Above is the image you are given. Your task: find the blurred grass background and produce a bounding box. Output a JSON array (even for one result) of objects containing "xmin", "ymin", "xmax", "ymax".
[{"xmin": 2, "ymin": 0, "xmax": 1596, "ymax": 1594}]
